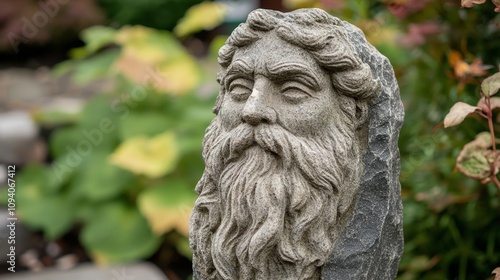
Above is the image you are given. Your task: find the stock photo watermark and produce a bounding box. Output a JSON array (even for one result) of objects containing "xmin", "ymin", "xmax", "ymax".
[
  {"xmin": 7, "ymin": 0, "xmax": 71, "ymax": 53},
  {"xmin": 5, "ymin": 165, "xmax": 17, "ymax": 272}
]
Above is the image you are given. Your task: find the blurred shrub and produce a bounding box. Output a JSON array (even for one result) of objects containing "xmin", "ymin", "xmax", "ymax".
[
  {"xmin": 8, "ymin": 1, "xmax": 226, "ymax": 266},
  {"xmin": 98, "ymin": 0, "xmax": 210, "ymax": 31},
  {"xmin": 0, "ymin": 0, "xmax": 104, "ymax": 53},
  {"xmin": 0, "ymin": 0, "xmax": 217, "ymax": 54},
  {"xmin": 174, "ymin": 1, "xmax": 227, "ymax": 37},
  {"xmin": 285, "ymin": 0, "xmax": 500, "ymax": 279}
]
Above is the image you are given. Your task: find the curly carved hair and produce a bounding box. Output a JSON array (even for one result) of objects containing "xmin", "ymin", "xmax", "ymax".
[{"xmin": 214, "ymin": 8, "xmax": 380, "ymax": 130}]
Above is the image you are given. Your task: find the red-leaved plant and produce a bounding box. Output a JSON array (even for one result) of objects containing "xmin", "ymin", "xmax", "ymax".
[
  {"xmin": 461, "ymin": 0, "xmax": 500, "ymax": 12},
  {"xmin": 444, "ymin": 71, "xmax": 500, "ymax": 189}
]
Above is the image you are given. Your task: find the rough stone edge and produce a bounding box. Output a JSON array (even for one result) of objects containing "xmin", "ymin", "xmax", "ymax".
[
  {"xmin": 321, "ymin": 20, "xmax": 404, "ymax": 280},
  {"xmin": 192, "ymin": 14, "xmax": 405, "ymax": 280}
]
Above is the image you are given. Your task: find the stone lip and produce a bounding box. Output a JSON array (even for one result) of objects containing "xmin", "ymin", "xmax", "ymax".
[{"xmin": 321, "ymin": 19, "xmax": 404, "ymax": 280}]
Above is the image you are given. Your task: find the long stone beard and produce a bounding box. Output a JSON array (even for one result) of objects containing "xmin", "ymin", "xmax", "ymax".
[{"xmin": 190, "ymin": 119, "xmax": 360, "ymax": 280}]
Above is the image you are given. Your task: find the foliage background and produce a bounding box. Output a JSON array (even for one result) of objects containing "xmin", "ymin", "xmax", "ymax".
[{"xmin": 0, "ymin": 0, "xmax": 499, "ymax": 279}]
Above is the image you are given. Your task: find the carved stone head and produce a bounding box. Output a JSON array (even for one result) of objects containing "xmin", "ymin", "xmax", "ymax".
[{"xmin": 190, "ymin": 8, "xmax": 402, "ymax": 280}]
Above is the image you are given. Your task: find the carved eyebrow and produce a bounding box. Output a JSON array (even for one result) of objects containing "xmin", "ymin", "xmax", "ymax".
[
  {"xmin": 224, "ymin": 60, "xmax": 254, "ymax": 89},
  {"xmin": 226, "ymin": 59, "xmax": 253, "ymax": 77},
  {"xmin": 267, "ymin": 62, "xmax": 320, "ymax": 90}
]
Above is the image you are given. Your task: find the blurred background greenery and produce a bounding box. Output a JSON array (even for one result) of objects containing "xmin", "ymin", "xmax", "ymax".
[{"xmin": 0, "ymin": 0, "xmax": 499, "ymax": 279}]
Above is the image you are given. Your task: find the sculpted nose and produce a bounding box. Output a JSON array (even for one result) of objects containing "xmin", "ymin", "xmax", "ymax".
[{"xmin": 241, "ymin": 88, "xmax": 276, "ymax": 126}]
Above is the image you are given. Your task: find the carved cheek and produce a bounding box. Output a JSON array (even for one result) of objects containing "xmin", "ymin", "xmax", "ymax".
[
  {"xmin": 277, "ymin": 92, "xmax": 335, "ymax": 136},
  {"xmin": 219, "ymin": 98, "xmax": 245, "ymax": 131}
]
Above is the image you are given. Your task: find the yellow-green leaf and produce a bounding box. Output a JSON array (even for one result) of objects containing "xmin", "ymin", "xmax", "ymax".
[
  {"xmin": 209, "ymin": 35, "xmax": 228, "ymax": 58},
  {"xmin": 112, "ymin": 26, "xmax": 200, "ymax": 95},
  {"xmin": 456, "ymin": 132, "xmax": 498, "ymax": 180},
  {"xmin": 174, "ymin": 2, "xmax": 227, "ymax": 37},
  {"xmin": 155, "ymin": 57, "xmax": 200, "ymax": 95},
  {"xmin": 115, "ymin": 26, "xmax": 173, "ymax": 63},
  {"xmin": 138, "ymin": 180, "xmax": 195, "ymax": 236},
  {"xmin": 109, "ymin": 131, "xmax": 180, "ymax": 178}
]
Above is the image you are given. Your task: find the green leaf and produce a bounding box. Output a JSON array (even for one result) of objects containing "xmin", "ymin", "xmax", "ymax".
[
  {"xmin": 78, "ymin": 95, "xmax": 119, "ymax": 152},
  {"xmin": 118, "ymin": 111, "xmax": 174, "ymax": 140},
  {"xmin": 456, "ymin": 132, "xmax": 497, "ymax": 180},
  {"xmin": 50, "ymin": 126, "xmax": 82, "ymax": 158},
  {"xmin": 457, "ymin": 149, "xmax": 491, "ymax": 180},
  {"xmin": 21, "ymin": 195, "xmax": 76, "ymax": 239},
  {"xmin": 72, "ymin": 49, "xmax": 120, "ymax": 84},
  {"xmin": 80, "ymin": 95, "xmax": 116, "ymax": 128},
  {"xmin": 171, "ymin": 103, "xmax": 212, "ymax": 154},
  {"xmin": 70, "ymin": 26, "xmax": 118, "ymax": 59},
  {"xmin": 17, "ymin": 166, "xmax": 75, "ymax": 239},
  {"xmin": 174, "ymin": 2, "xmax": 227, "ymax": 37},
  {"xmin": 81, "ymin": 202, "xmax": 161, "ymax": 265},
  {"xmin": 209, "ymin": 35, "xmax": 228, "ymax": 58},
  {"xmin": 137, "ymin": 179, "xmax": 195, "ymax": 236},
  {"xmin": 481, "ymin": 72, "xmax": 500, "ymax": 97},
  {"xmin": 17, "ymin": 164, "xmax": 62, "ymax": 194},
  {"xmin": 49, "ymin": 106, "xmax": 118, "ymax": 164},
  {"xmin": 71, "ymin": 153, "xmax": 134, "ymax": 201},
  {"xmin": 75, "ymin": 202, "xmax": 100, "ymax": 223}
]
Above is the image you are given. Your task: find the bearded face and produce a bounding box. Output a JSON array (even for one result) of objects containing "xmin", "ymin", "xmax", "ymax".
[{"xmin": 190, "ymin": 31, "xmax": 365, "ymax": 280}]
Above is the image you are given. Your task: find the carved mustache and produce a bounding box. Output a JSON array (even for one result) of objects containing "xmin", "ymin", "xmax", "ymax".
[
  {"xmin": 223, "ymin": 123, "xmax": 301, "ymax": 167},
  {"xmin": 207, "ymin": 120, "xmax": 346, "ymax": 193}
]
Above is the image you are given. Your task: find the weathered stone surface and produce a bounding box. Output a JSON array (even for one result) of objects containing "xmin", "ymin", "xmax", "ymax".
[
  {"xmin": 190, "ymin": 8, "xmax": 403, "ymax": 280},
  {"xmin": 321, "ymin": 19, "xmax": 404, "ymax": 280}
]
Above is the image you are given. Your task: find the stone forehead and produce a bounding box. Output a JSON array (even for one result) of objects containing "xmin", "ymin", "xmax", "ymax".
[
  {"xmin": 230, "ymin": 32, "xmax": 324, "ymax": 74},
  {"xmin": 217, "ymin": 8, "xmax": 354, "ymax": 69},
  {"xmin": 246, "ymin": 8, "xmax": 341, "ymax": 29}
]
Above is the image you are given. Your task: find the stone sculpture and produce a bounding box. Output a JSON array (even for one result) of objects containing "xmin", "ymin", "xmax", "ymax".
[{"xmin": 189, "ymin": 8, "xmax": 404, "ymax": 280}]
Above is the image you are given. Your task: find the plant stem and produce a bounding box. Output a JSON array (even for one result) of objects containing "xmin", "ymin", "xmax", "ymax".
[
  {"xmin": 485, "ymin": 97, "xmax": 500, "ymax": 190},
  {"xmin": 478, "ymin": 111, "xmax": 488, "ymax": 119},
  {"xmin": 487, "ymin": 97, "xmax": 496, "ymax": 153}
]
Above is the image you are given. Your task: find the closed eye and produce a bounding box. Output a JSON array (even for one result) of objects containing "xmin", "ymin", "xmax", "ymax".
[
  {"xmin": 281, "ymin": 82, "xmax": 313, "ymax": 103},
  {"xmin": 228, "ymin": 78, "xmax": 253, "ymax": 102}
]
